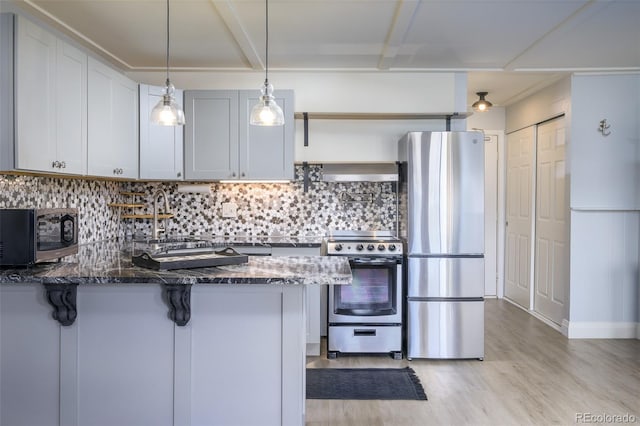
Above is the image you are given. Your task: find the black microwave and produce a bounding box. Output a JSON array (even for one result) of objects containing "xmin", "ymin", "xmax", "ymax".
[{"xmin": 0, "ymin": 208, "xmax": 79, "ymax": 266}]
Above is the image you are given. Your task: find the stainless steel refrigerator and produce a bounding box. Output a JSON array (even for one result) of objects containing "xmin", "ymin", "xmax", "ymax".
[{"xmin": 398, "ymin": 131, "xmax": 485, "ymax": 360}]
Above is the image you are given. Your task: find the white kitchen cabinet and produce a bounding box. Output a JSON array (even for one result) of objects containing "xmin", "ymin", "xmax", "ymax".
[
  {"xmin": 0, "ymin": 284, "xmax": 62, "ymax": 426},
  {"xmin": 184, "ymin": 89, "xmax": 294, "ymax": 181},
  {"xmin": 139, "ymin": 84, "xmax": 184, "ymax": 180},
  {"xmin": 15, "ymin": 15, "xmax": 87, "ymax": 175},
  {"xmin": 272, "ymin": 246, "xmax": 322, "ymax": 356},
  {"xmin": 87, "ymin": 57, "xmax": 138, "ymax": 179},
  {"xmin": 0, "ymin": 14, "xmax": 14, "ymax": 172}
]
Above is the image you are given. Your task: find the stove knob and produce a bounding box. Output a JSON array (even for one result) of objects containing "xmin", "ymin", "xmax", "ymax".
[
  {"xmin": 378, "ymin": 244, "xmax": 386, "ymax": 251},
  {"xmin": 334, "ymin": 244, "xmax": 343, "ymax": 252},
  {"xmin": 388, "ymin": 244, "xmax": 397, "ymax": 251},
  {"xmin": 356, "ymin": 244, "xmax": 364, "ymax": 251},
  {"xmin": 367, "ymin": 244, "xmax": 375, "ymax": 251}
]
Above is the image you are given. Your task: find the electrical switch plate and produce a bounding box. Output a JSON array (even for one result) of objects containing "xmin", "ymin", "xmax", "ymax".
[{"xmin": 221, "ymin": 202, "xmax": 237, "ymax": 218}]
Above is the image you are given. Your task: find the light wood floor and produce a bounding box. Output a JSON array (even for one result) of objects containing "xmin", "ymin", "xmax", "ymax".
[{"xmin": 305, "ymin": 299, "xmax": 640, "ymax": 426}]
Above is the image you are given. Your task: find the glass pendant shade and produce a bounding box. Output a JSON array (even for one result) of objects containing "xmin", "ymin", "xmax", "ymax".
[
  {"xmin": 250, "ymin": 81, "xmax": 284, "ymax": 126},
  {"xmin": 151, "ymin": 81, "xmax": 185, "ymax": 126},
  {"xmin": 150, "ymin": 0, "xmax": 184, "ymax": 126}
]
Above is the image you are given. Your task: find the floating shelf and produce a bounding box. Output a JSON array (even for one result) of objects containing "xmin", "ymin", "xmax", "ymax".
[
  {"xmin": 108, "ymin": 203, "xmax": 145, "ymax": 208},
  {"xmin": 293, "ymin": 112, "xmax": 470, "ymax": 120},
  {"xmin": 121, "ymin": 214, "xmax": 174, "ymax": 220}
]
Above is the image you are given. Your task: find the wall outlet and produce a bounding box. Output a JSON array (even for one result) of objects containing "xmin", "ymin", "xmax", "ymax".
[{"xmin": 221, "ymin": 202, "xmax": 238, "ymax": 218}]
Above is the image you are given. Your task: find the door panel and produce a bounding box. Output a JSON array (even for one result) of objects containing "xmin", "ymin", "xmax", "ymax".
[
  {"xmin": 505, "ymin": 127, "xmax": 535, "ymax": 309},
  {"xmin": 405, "ymin": 131, "xmax": 485, "ymax": 255},
  {"xmin": 406, "ymin": 300, "xmax": 484, "ymax": 359},
  {"xmin": 534, "ymin": 117, "xmax": 568, "ymax": 325},
  {"xmin": 484, "ymin": 134, "xmax": 498, "ymax": 296},
  {"xmin": 407, "ymin": 257, "xmax": 484, "ymax": 298},
  {"xmin": 184, "ymin": 90, "xmax": 238, "ymax": 180}
]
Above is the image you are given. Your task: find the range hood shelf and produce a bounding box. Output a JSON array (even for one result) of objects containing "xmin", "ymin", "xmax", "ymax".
[
  {"xmin": 293, "ymin": 112, "xmax": 470, "ymax": 120},
  {"xmin": 321, "ymin": 163, "xmax": 399, "ymax": 182}
]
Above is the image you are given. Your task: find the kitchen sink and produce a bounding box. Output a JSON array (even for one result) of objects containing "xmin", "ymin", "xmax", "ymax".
[
  {"xmin": 131, "ymin": 235, "xmax": 218, "ymax": 256},
  {"xmin": 133, "ymin": 235, "xmax": 204, "ymax": 244}
]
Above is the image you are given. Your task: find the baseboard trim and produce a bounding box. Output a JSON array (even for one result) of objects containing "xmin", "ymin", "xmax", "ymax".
[{"xmin": 566, "ymin": 321, "xmax": 639, "ymax": 339}]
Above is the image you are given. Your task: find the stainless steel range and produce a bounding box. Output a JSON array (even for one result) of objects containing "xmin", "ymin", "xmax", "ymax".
[{"xmin": 322, "ymin": 230, "xmax": 403, "ymax": 360}]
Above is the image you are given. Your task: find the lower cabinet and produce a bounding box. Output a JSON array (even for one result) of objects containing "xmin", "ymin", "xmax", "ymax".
[
  {"xmin": 0, "ymin": 283, "xmax": 306, "ymax": 426},
  {"xmin": 271, "ymin": 247, "xmax": 322, "ymax": 356}
]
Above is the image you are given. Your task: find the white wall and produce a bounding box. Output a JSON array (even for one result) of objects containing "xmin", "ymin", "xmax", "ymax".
[
  {"xmin": 506, "ymin": 78, "xmax": 571, "ymax": 134},
  {"xmin": 567, "ymin": 73, "xmax": 640, "ymax": 338},
  {"xmin": 570, "ymin": 73, "xmax": 640, "ymax": 210},
  {"xmin": 127, "ymin": 71, "xmax": 468, "ymax": 163},
  {"xmin": 467, "ymin": 107, "xmax": 506, "ymax": 131}
]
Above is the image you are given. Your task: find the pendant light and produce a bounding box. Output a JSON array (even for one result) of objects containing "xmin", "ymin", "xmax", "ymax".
[
  {"xmin": 150, "ymin": 0, "xmax": 185, "ymax": 126},
  {"xmin": 250, "ymin": 0, "xmax": 284, "ymax": 126},
  {"xmin": 472, "ymin": 91, "xmax": 493, "ymax": 112}
]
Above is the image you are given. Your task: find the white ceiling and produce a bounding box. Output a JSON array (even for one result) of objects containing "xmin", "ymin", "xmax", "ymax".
[{"xmin": 7, "ymin": 0, "xmax": 640, "ymax": 108}]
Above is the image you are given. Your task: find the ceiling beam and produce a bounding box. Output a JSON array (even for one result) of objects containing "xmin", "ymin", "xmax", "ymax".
[
  {"xmin": 210, "ymin": 0, "xmax": 263, "ymax": 70},
  {"xmin": 378, "ymin": 0, "xmax": 421, "ymax": 70}
]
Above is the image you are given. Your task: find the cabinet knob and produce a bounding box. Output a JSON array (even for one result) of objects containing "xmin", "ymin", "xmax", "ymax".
[
  {"xmin": 52, "ymin": 161, "xmax": 60, "ymax": 168},
  {"xmin": 113, "ymin": 169, "xmax": 118, "ymax": 175},
  {"xmin": 241, "ymin": 172, "xmax": 246, "ymax": 178},
  {"xmin": 60, "ymin": 161, "xmax": 66, "ymax": 169},
  {"xmin": 231, "ymin": 172, "xmax": 236, "ymax": 177},
  {"xmin": 177, "ymin": 172, "xmax": 181, "ymax": 177}
]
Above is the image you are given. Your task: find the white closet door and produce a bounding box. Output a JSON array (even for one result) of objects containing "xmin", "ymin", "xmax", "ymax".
[
  {"xmin": 505, "ymin": 126, "xmax": 535, "ymax": 309},
  {"xmin": 534, "ymin": 116, "xmax": 568, "ymax": 325}
]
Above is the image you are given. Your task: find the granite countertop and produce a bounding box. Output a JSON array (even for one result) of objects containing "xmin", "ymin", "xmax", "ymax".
[{"xmin": 0, "ymin": 239, "xmax": 350, "ymax": 286}]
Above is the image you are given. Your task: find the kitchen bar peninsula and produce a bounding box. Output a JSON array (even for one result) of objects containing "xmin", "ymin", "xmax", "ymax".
[{"xmin": 0, "ymin": 240, "xmax": 351, "ymax": 426}]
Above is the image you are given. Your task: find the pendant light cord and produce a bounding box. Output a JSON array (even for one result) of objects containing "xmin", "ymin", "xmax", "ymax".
[
  {"xmin": 264, "ymin": 0, "xmax": 269, "ymax": 84},
  {"xmin": 165, "ymin": 0, "xmax": 170, "ymax": 84}
]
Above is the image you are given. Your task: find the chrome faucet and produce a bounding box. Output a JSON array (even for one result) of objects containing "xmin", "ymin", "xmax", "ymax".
[{"xmin": 152, "ymin": 189, "xmax": 171, "ymax": 239}]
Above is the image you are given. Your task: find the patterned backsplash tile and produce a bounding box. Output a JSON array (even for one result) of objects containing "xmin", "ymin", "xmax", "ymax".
[{"xmin": 1, "ymin": 165, "xmax": 398, "ymax": 242}]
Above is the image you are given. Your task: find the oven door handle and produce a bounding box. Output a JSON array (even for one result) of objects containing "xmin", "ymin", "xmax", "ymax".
[{"xmin": 351, "ymin": 258, "xmax": 398, "ymax": 266}]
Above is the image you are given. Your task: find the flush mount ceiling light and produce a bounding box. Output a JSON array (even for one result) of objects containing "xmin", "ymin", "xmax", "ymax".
[
  {"xmin": 150, "ymin": 0, "xmax": 185, "ymax": 126},
  {"xmin": 250, "ymin": 0, "xmax": 285, "ymax": 126},
  {"xmin": 472, "ymin": 91, "xmax": 493, "ymax": 112}
]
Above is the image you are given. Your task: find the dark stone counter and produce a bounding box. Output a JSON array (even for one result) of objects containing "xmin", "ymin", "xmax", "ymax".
[
  {"xmin": 0, "ymin": 239, "xmax": 349, "ymax": 327},
  {"xmin": 0, "ymin": 239, "xmax": 349, "ymax": 286}
]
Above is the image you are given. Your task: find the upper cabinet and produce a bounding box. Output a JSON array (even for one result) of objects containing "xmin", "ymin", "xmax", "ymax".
[
  {"xmin": 139, "ymin": 84, "xmax": 184, "ymax": 180},
  {"xmin": 184, "ymin": 90, "xmax": 294, "ymax": 181},
  {"xmin": 87, "ymin": 57, "xmax": 139, "ymax": 179},
  {"xmin": 15, "ymin": 15, "xmax": 87, "ymax": 175}
]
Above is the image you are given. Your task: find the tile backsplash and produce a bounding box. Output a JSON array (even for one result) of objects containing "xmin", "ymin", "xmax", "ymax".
[
  {"xmin": 0, "ymin": 174, "xmax": 122, "ymax": 242},
  {"xmin": 0, "ymin": 165, "xmax": 398, "ymax": 242}
]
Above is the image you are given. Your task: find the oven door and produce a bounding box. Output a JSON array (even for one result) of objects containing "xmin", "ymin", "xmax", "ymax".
[{"xmin": 329, "ymin": 257, "xmax": 402, "ymax": 324}]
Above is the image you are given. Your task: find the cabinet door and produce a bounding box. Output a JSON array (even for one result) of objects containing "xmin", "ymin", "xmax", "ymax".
[
  {"xmin": 239, "ymin": 90, "xmax": 294, "ymax": 180},
  {"xmin": 0, "ymin": 14, "xmax": 14, "ymax": 172},
  {"xmin": 271, "ymin": 246, "xmax": 322, "ymax": 356},
  {"xmin": 56, "ymin": 40, "xmax": 87, "ymax": 175},
  {"xmin": 139, "ymin": 84, "xmax": 184, "ymax": 180},
  {"xmin": 184, "ymin": 90, "xmax": 238, "ymax": 180},
  {"xmin": 15, "ymin": 16, "xmax": 56, "ymax": 172},
  {"xmin": 87, "ymin": 57, "xmax": 139, "ymax": 179}
]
